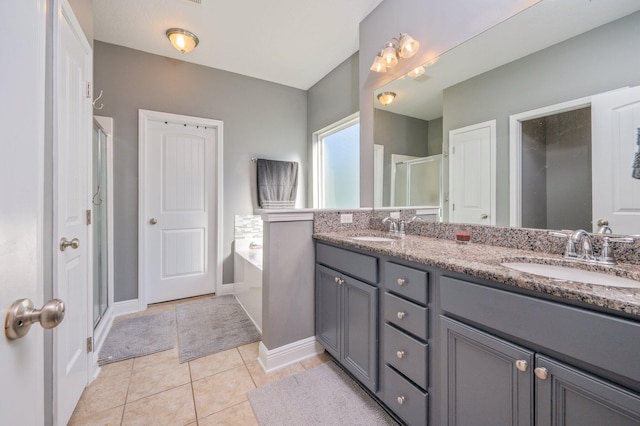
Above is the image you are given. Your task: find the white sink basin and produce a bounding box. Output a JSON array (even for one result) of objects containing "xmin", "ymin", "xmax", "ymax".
[
  {"xmin": 352, "ymin": 236, "xmax": 396, "ymax": 242},
  {"xmin": 501, "ymin": 262, "xmax": 640, "ymax": 288}
]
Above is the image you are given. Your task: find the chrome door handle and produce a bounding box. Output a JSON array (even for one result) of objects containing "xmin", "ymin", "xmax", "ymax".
[
  {"xmin": 59, "ymin": 237, "xmax": 80, "ymax": 251},
  {"xmin": 5, "ymin": 298, "xmax": 65, "ymax": 339},
  {"xmin": 149, "ymin": 218, "xmax": 158, "ymax": 225}
]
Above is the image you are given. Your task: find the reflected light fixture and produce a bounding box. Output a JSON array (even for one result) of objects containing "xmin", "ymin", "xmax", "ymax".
[
  {"xmin": 406, "ymin": 66, "xmax": 425, "ymax": 79},
  {"xmin": 370, "ymin": 32, "xmax": 420, "ymax": 73},
  {"xmin": 166, "ymin": 28, "xmax": 199, "ymax": 53},
  {"xmin": 377, "ymin": 92, "xmax": 396, "ymax": 106}
]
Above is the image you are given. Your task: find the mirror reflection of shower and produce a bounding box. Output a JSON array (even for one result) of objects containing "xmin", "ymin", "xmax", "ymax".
[{"xmin": 391, "ymin": 154, "xmax": 443, "ymax": 218}]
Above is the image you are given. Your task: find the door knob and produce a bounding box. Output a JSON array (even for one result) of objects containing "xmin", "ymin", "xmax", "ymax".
[
  {"xmin": 59, "ymin": 237, "xmax": 80, "ymax": 251},
  {"xmin": 5, "ymin": 298, "xmax": 65, "ymax": 339},
  {"xmin": 480, "ymin": 214, "xmax": 488, "ymax": 219},
  {"xmin": 597, "ymin": 219, "xmax": 609, "ymax": 227},
  {"xmin": 149, "ymin": 218, "xmax": 158, "ymax": 225}
]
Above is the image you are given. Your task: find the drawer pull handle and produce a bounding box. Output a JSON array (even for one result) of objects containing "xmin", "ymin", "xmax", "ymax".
[
  {"xmin": 396, "ymin": 350, "xmax": 405, "ymax": 359},
  {"xmin": 534, "ymin": 367, "xmax": 549, "ymax": 380},
  {"xmin": 397, "ymin": 278, "xmax": 406, "ymax": 286},
  {"xmin": 515, "ymin": 360, "xmax": 528, "ymax": 372},
  {"xmin": 397, "ymin": 395, "xmax": 405, "ymax": 405},
  {"xmin": 397, "ymin": 311, "xmax": 405, "ymax": 320}
]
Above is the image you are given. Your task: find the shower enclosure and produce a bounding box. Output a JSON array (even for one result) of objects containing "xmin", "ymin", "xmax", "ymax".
[
  {"xmin": 92, "ymin": 119, "xmax": 109, "ymax": 327},
  {"xmin": 392, "ymin": 154, "xmax": 443, "ymax": 212}
]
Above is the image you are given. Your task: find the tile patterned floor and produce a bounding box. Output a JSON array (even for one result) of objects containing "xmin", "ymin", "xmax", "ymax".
[{"xmin": 69, "ymin": 296, "xmax": 329, "ymax": 425}]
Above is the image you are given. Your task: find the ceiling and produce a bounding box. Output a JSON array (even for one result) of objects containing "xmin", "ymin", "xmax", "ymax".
[{"xmin": 93, "ymin": 0, "xmax": 383, "ymax": 90}]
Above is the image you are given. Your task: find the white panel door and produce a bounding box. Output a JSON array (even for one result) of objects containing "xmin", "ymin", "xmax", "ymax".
[
  {"xmin": 449, "ymin": 120, "xmax": 496, "ymax": 225},
  {"xmin": 54, "ymin": 2, "xmax": 92, "ymax": 424},
  {"xmin": 592, "ymin": 86, "xmax": 640, "ymax": 235},
  {"xmin": 144, "ymin": 119, "xmax": 217, "ymax": 303},
  {"xmin": 0, "ymin": 1, "xmax": 46, "ymax": 424}
]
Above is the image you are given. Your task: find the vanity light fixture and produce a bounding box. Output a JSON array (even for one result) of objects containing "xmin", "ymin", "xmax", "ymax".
[
  {"xmin": 377, "ymin": 92, "xmax": 396, "ymax": 106},
  {"xmin": 370, "ymin": 32, "xmax": 420, "ymax": 73},
  {"xmin": 370, "ymin": 52, "xmax": 387, "ymax": 73},
  {"xmin": 166, "ymin": 28, "xmax": 199, "ymax": 53}
]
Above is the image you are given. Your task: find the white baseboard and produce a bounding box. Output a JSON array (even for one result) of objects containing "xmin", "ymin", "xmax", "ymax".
[
  {"xmin": 112, "ymin": 299, "xmax": 141, "ymax": 316},
  {"xmin": 217, "ymin": 283, "xmax": 234, "ymax": 296},
  {"xmin": 258, "ymin": 337, "xmax": 324, "ymax": 373}
]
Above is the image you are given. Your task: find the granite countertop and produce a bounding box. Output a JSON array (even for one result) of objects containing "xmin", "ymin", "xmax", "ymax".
[{"xmin": 313, "ymin": 230, "xmax": 640, "ymax": 319}]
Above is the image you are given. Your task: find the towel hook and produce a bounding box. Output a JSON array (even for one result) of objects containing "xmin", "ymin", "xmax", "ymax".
[{"xmin": 92, "ymin": 90, "xmax": 104, "ymax": 110}]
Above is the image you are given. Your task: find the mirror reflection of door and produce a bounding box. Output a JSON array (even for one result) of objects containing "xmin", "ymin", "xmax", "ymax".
[{"xmin": 449, "ymin": 120, "xmax": 496, "ymax": 225}]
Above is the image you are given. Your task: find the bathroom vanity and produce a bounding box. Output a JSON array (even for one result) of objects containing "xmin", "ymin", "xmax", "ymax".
[{"xmin": 314, "ymin": 233, "xmax": 640, "ymax": 425}]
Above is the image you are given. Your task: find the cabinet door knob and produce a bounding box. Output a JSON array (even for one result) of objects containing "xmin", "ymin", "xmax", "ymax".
[
  {"xmin": 397, "ymin": 311, "xmax": 405, "ymax": 320},
  {"xmin": 334, "ymin": 277, "xmax": 341, "ymax": 284},
  {"xmin": 397, "ymin": 395, "xmax": 405, "ymax": 405},
  {"xmin": 397, "ymin": 278, "xmax": 406, "ymax": 286},
  {"xmin": 534, "ymin": 367, "xmax": 549, "ymax": 380},
  {"xmin": 396, "ymin": 350, "xmax": 405, "ymax": 359},
  {"xmin": 515, "ymin": 359, "xmax": 528, "ymax": 372}
]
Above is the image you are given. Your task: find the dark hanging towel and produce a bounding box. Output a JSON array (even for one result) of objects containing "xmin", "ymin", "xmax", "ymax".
[{"xmin": 256, "ymin": 158, "xmax": 299, "ymax": 208}]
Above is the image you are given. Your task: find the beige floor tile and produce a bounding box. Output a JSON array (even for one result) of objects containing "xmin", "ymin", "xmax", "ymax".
[
  {"xmin": 198, "ymin": 401, "xmax": 258, "ymax": 426},
  {"xmin": 237, "ymin": 342, "xmax": 259, "ymax": 363},
  {"xmin": 300, "ymin": 352, "xmax": 330, "ymax": 370},
  {"xmin": 73, "ymin": 373, "xmax": 130, "ymax": 416},
  {"xmin": 99, "ymin": 358, "xmax": 134, "ymax": 379},
  {"xmin": 192, "ymin": 365, "xmax": 256, "ymax": 419},
  {"xmin": 245, "ymin": 360, "xmax": 306, "ymax": 387},
  {"xmin": 132, "ymin": 346, "xmax": 179, "ymax": 370},
  {"xmin": 122, "ymin": 383, "xmax": 195, "ymax": 426},
  {"xmin": 127, "ymin": 357, "xmax": 190, "ymax": 402},
  {"xmin": 189, "ymin": 348, "xmax": 245, "ymax": 381},
  {"xmin": 68, "ymin": 404, "xmax": 124, "ymax": 426}
]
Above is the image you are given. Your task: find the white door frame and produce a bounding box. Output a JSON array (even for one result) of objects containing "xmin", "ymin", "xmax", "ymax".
[
  {"xmin": 448, "ymin": 120, "xmax": 497, "ymax": 225},
  {"xmin": 508, "ymin": 97, "xmax": 592, "ymax": 227},
  {"xmin": 138, "ymin": 110, "xmax": 223, "ymax": 310}
]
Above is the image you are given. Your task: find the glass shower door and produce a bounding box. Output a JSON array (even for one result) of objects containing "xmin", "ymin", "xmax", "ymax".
[{"xmin": 92, "ymin": 122, "xmax": 109, "ymax": 328}]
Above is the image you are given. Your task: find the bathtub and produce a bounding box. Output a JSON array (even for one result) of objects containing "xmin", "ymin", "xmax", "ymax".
[{"xmin": 233, "ymin": 239, "xmax": 263, "ymax": 333}]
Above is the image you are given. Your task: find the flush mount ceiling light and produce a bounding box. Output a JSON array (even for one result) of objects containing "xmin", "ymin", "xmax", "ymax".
[
  {"xmin": 166, "ymin": 28, "xmax": 199, "ymax": 53},
  {"xmin": 370, "ymin": 32, "xmax": 420, "ymax": 73},
  {"xmin": 377, "ymin": 92, "xmax": 396, "ymax": 106}
]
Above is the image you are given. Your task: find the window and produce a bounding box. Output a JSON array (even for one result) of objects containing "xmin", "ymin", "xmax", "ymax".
[{"xmin": 313, "ymin": 113, "xmax": 360, "ymax": 208}]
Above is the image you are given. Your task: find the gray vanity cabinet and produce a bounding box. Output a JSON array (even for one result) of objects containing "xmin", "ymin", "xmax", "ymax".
[
  {"xmin": 440, "ymin": 275, "xmax": 640, "ymax": 426},
  {"xmin": 315, "ymin": 243, "xmax": 379, "ymax": 392},
  {"xmin": 536, "ymin": 356, "xmax": 640, "ymax": 426},
  {"xmin": 441, "ymin": 316, "xmax": 534, "ymax": 425}
]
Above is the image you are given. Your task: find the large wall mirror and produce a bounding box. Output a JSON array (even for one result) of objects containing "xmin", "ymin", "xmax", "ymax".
[{"xmin": 372, "ymin": 0, "xmax": 640, "ymax": 235}]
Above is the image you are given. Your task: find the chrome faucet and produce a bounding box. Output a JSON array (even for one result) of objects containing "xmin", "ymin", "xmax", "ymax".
[
  {"xmin": 382, "ymin": 217, "xmax": 398, "ymax": 234},
  {"xmin": 549, "ymin": 230, "xmax": 635, "ymax": 265},
  {"xmin": 570, "ymin": 229, "xmax": 595, "ymax": 261}
]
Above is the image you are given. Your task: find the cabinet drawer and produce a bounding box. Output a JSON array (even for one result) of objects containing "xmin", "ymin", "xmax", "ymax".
[
  {"xmin": 384, "ymin": 323, "xmax": 428, "ymax": 390},
  {"xmin": 385, "ymin": 262, "xmax": 427, "ymax": 304},
  {"xmin": 384, "ymin": 292, "xmax": 428, "ymax": 340},
  {"xmin": 383, "ymin": 364, "xmax": 428, "ymax": 426},
  {"xmin": 316, "ymin": 243, "xmax": 377, "ymax": 283}
]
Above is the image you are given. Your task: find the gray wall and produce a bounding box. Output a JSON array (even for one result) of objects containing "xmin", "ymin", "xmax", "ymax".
[
  {"xmin": 427, "ymin": 117, "xmax": 443, "ymax": 155},
  {"xmin": 93, "ymin": 41, "xmax": 307, "ymax": 301},
  {"xmin": 307, "ymin": 52, "xmax": 360, "ymax": 206},
  {"xmin": 374, "ymin": 109, "xmax": 429, "ymax": 205},
  {"xmin": 359, "ymin": 0, "xmax": 538, "ymax": 207},
  {"xmin": 443, "ymin": 11, "xmax": 640, "ymax": 225}
]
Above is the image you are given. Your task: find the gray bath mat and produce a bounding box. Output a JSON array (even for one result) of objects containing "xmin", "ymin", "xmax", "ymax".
[
  {"xmin": 98, "ymin": 312, "xmax": 176, "ymax": 366},
  {"xmin": 176, "ymin": 295, "xmax": 260, "ymax": 363},
  {"xmin": 248, "ymin": 362, "xmax": 398, "ymax": 425}
]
